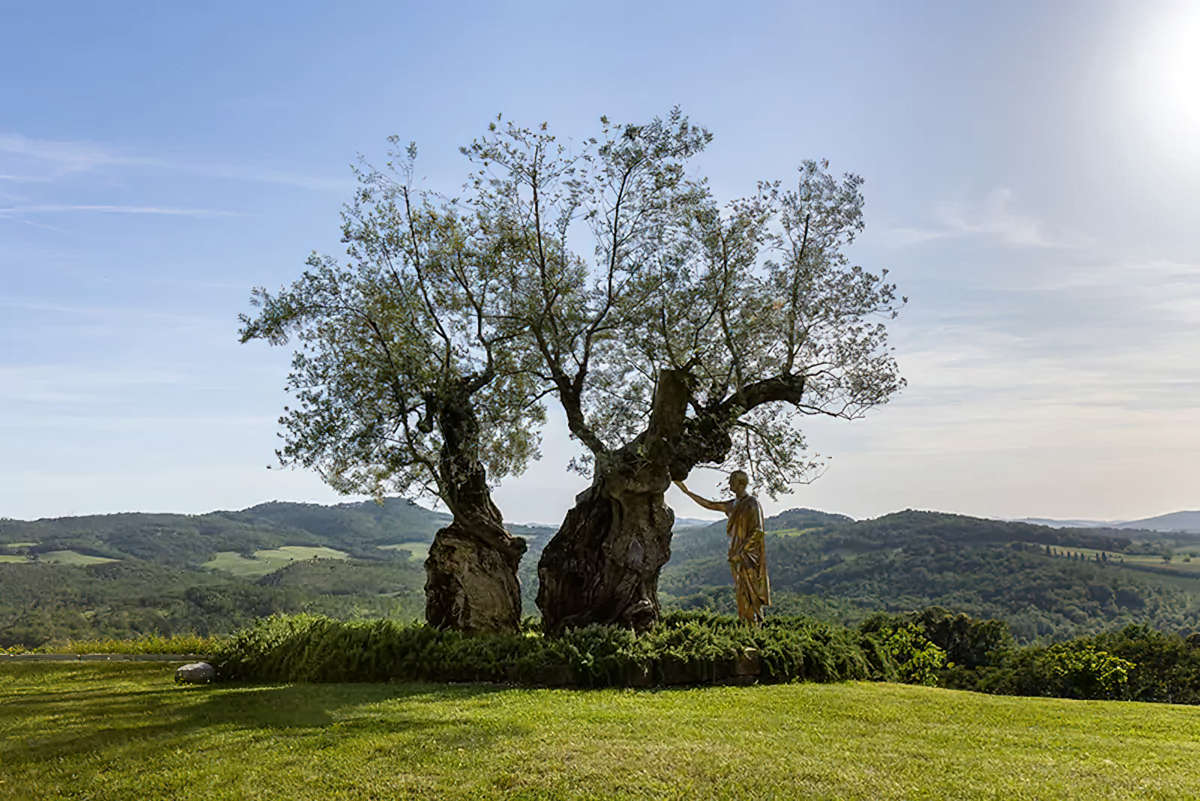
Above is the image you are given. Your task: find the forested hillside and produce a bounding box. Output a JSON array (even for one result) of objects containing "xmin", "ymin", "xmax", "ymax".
[
  {"xmin": 662, "ymin": 509, "xmax": 1200, "ymax": 640},
  {"xmin": 0, "ymin": 499, "xmax": 554, "ymax": 647},
  {"xmin": 4, "ymin": 499, "xmax": 1200, "ymax": 647}
]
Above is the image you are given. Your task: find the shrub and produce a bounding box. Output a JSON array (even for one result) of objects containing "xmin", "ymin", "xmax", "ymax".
[
  {"xmin": 859, "ymin": 608, "xmax": 1012, "ymax": 670},
  {"xmin": 880, "ymin": 624, "xmax": 947, "ymax": 686},
  {"xmin": 989, "ymin": 642, "xmax": 1134, "ymax": 700},
  {"xmin": 1089, "ymin": 625, "xmax": 1200, "ymax": 704}
]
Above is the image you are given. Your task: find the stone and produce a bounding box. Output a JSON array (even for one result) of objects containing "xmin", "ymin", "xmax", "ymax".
[{"xmin": 174, "ymin": 661, "xmax": 215, "ymax": 684}]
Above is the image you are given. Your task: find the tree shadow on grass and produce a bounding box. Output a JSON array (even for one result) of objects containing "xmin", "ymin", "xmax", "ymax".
[{"xmin": 1, "ymin": 675, "xmax": 528, "ymax": 773}]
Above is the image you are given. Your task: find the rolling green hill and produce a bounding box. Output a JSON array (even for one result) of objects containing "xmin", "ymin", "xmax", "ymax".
[
  {"xmin": 0, "ymin": 497, "xmax": 462, "ymax": 566},
  {"xmin": 662, "ymin": 509, "xmax": 1200, "ymax": 641},
  {"xmin": 5, "ymin": 498, "xmax": 1200, "ymax": 648},
  {"xmin": 0, "ymin": 499, "xmax": 554, "ymax": 647}
]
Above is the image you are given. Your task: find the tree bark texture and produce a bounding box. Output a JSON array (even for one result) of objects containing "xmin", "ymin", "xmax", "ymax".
[
  {"xmin": 424, "ymin": 394, "xmax": 526, "ymax": 633},
  {"xmin": 425, "ymin": 517, "xmax": 525, "ymax": 634},
  {"xmin": 537, "ymin": 369, "xmax": 727, "ymax": 634}
]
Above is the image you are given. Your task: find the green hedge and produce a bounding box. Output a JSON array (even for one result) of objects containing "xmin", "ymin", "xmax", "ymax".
[
  {"xmin": 213, "ymin": 611, "xmax": 910, "ymax": 687},
  {"xmin": 215, "ymin": 609, "xmax": 1200, "ymax": 703}
]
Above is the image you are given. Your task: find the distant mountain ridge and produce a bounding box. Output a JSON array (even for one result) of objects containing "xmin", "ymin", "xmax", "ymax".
[
  {"xmin": 1015, "ymin": 511, "xmax": 1200, "ymax": 534},
  {"xmin": 1116, "ymin": 511, "xmax": 1200, "ymax": 533},
  {"xmin": 673, "ymin": 516, "xmax": 722, "ymax": 529},
  {"xmin": 1014, "ymin": 517, "xmax": 1120, "ymax": 529}
]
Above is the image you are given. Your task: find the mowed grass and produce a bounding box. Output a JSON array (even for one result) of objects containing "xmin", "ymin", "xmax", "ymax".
[
  {"xmin": 3, "ymin": 663, "xmax": 1200, "ymax": 800},
  {"xmin": 376, "ymin": 541, "xmax": 430, "ymax": 561},
  {"xmin": 202, "ymin": 545, "xmax": 349, "ymax": 577}
]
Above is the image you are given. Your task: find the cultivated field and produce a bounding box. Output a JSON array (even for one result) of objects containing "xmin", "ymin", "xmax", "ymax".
[
  {"xmin": 0, "ymin": 549, "xmax": 120, "ymax": 566},
  {"xmin": 201, "ymin": 546, "xmax": 350, "ymax": 577},
  {"xmin": 1036, "ymin": 542, "xmax": 1200, "ymax": 577},
  {"xmin": 2, "ymin": 663, "xmax": 1199, "ymax": 800}
]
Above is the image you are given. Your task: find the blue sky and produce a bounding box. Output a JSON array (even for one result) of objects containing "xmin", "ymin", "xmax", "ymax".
[{"xmin": 2, "ymin": 1, "xmax": 1197, "ymax": 523}]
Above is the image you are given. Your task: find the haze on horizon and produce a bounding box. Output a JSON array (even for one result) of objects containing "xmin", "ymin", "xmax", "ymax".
[{"xmin": 2, "ymin": 1, "xmax": 1197, "ymax": 525}]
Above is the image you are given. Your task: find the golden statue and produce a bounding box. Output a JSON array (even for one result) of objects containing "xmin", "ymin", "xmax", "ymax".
[{"xmin": 674, "ymin": 471, "xmax": 771, "ymax": 625}]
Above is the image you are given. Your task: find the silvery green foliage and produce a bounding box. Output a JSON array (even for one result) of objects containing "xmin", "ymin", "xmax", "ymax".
[
  {"xmin": 462, "ymin": 112, "xmax": 904, "ymax": 497},
  {"xmin": 461, "ymin": 111, "xmax": 711, "ymax": 450},
  {"xmin": 238, "ymin": 145, "xmax": 545, "ymax": 504},
  {"xmin": 657, "ymin": 161, "xmax": 906, "ymax": 495}
]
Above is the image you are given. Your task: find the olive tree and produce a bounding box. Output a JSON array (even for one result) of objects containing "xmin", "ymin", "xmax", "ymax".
[
  {"xmin": 462, "ymin": 111, "xmax": 905, "ymax": 633},
  {"xmin": 238, "ymin": 145, "xmax": 544, "ymax": 633}
]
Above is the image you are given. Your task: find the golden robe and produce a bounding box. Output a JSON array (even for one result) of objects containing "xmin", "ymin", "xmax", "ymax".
[{"xmin": 722, "ymin": 495, "xmax": 770, "ymax": 623}]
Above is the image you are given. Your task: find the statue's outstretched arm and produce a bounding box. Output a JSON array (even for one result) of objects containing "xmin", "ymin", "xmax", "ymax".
[{"xmin": 673, "ymin": 480, "xmax": 728, "ymax": 513}]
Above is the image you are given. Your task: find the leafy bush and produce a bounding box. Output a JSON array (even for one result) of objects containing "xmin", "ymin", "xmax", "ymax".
[
  {"xmin": 984, "ymin": 641, "xmax": 1134, "ymax": 700},
  {"xmin": 1088, "ymin": 625, "xmax": 1200, "ymax": 704},
  {"xmin": 878, "ymin": 624, "xmax": 946, "ymax": 686},
  {"xmin": 860, "ymin": 608, "xmax": 1012, "ymax": 669}
]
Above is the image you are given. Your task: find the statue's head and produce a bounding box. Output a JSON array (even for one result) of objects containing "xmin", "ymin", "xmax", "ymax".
[{"xmin": 729, "ymin": 470, "xmax": 749, "ymax": 495}]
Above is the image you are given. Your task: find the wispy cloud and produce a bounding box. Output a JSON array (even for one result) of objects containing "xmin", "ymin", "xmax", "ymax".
[
  {"xmin": 176, "ymin": 163, "xmax": 351, "ymax": 193},
  {"xmin": 0, "ymin": 364, "xmax": 189, "ymax": 406},
  {"xmin": 0, "ymin": 298, "xmax": 232, "ymax": 332},
  {"xmin": 0, "ymin": 133, "xmax": 152, "ymax": 178},
  {"xmin": 0, "ymin": 204, "xmax": 236, "ymax": 218},
  {"xmin": 886, "ymin": 188, "xmax": 1089, "ymax": 250},
  {"xmin": 0, "ymin": 132, "xmax": 349, "ymax": 192}
]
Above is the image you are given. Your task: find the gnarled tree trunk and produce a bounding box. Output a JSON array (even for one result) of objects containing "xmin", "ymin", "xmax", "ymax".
[
  {"xmin": 425, "ymin": 515, "xmax": 526, "ymax": 634},
  {"xmin": 537, "ymin": 370, "xmax": 731, "ymax": 635},
  {"xmin": 425, "ymin": 395, "xmax": 526, "ymax": 633},
  {"xmin": 535, "ymin": 468, "xmax": 675, "ymax": 635}
]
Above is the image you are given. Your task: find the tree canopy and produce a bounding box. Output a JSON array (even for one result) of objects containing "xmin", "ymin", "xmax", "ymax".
[
  {"xmin": 239, "ymin": 145, "xmax": 545, "ymax": 631},
  {"xmin": 461, "ymin": 110, "xmax": 904, "ymax": 496},
  {"xmin": 239, "ymin": 144, "xmax": 544, "ymax": 512}
]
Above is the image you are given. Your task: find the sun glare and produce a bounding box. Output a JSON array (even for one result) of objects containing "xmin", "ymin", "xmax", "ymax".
[{"xmin": 1128, "ymin": 4, "xmax": 1200, "ymax": 158}]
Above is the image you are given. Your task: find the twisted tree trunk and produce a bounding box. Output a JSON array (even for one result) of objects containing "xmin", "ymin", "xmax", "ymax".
[
  {"xmin": 537, "ymin": 370, "xmax": 731, "ymax": 634},
  {"xmin": 425, "ymin": 397, "xmax": 526, "ymax": 633},
  {"xmin": 535, "ymin": 469, "xmax": 674, "ymax": 634}
]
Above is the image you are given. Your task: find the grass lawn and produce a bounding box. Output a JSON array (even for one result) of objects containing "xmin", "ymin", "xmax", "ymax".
[
  {"xmin": 3, "ymin": 664, "xmax": 1200, "ymax": 800},
  {"xmin": 202, "ymin": 545, "xmax": 349, "ymax": 577}
]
